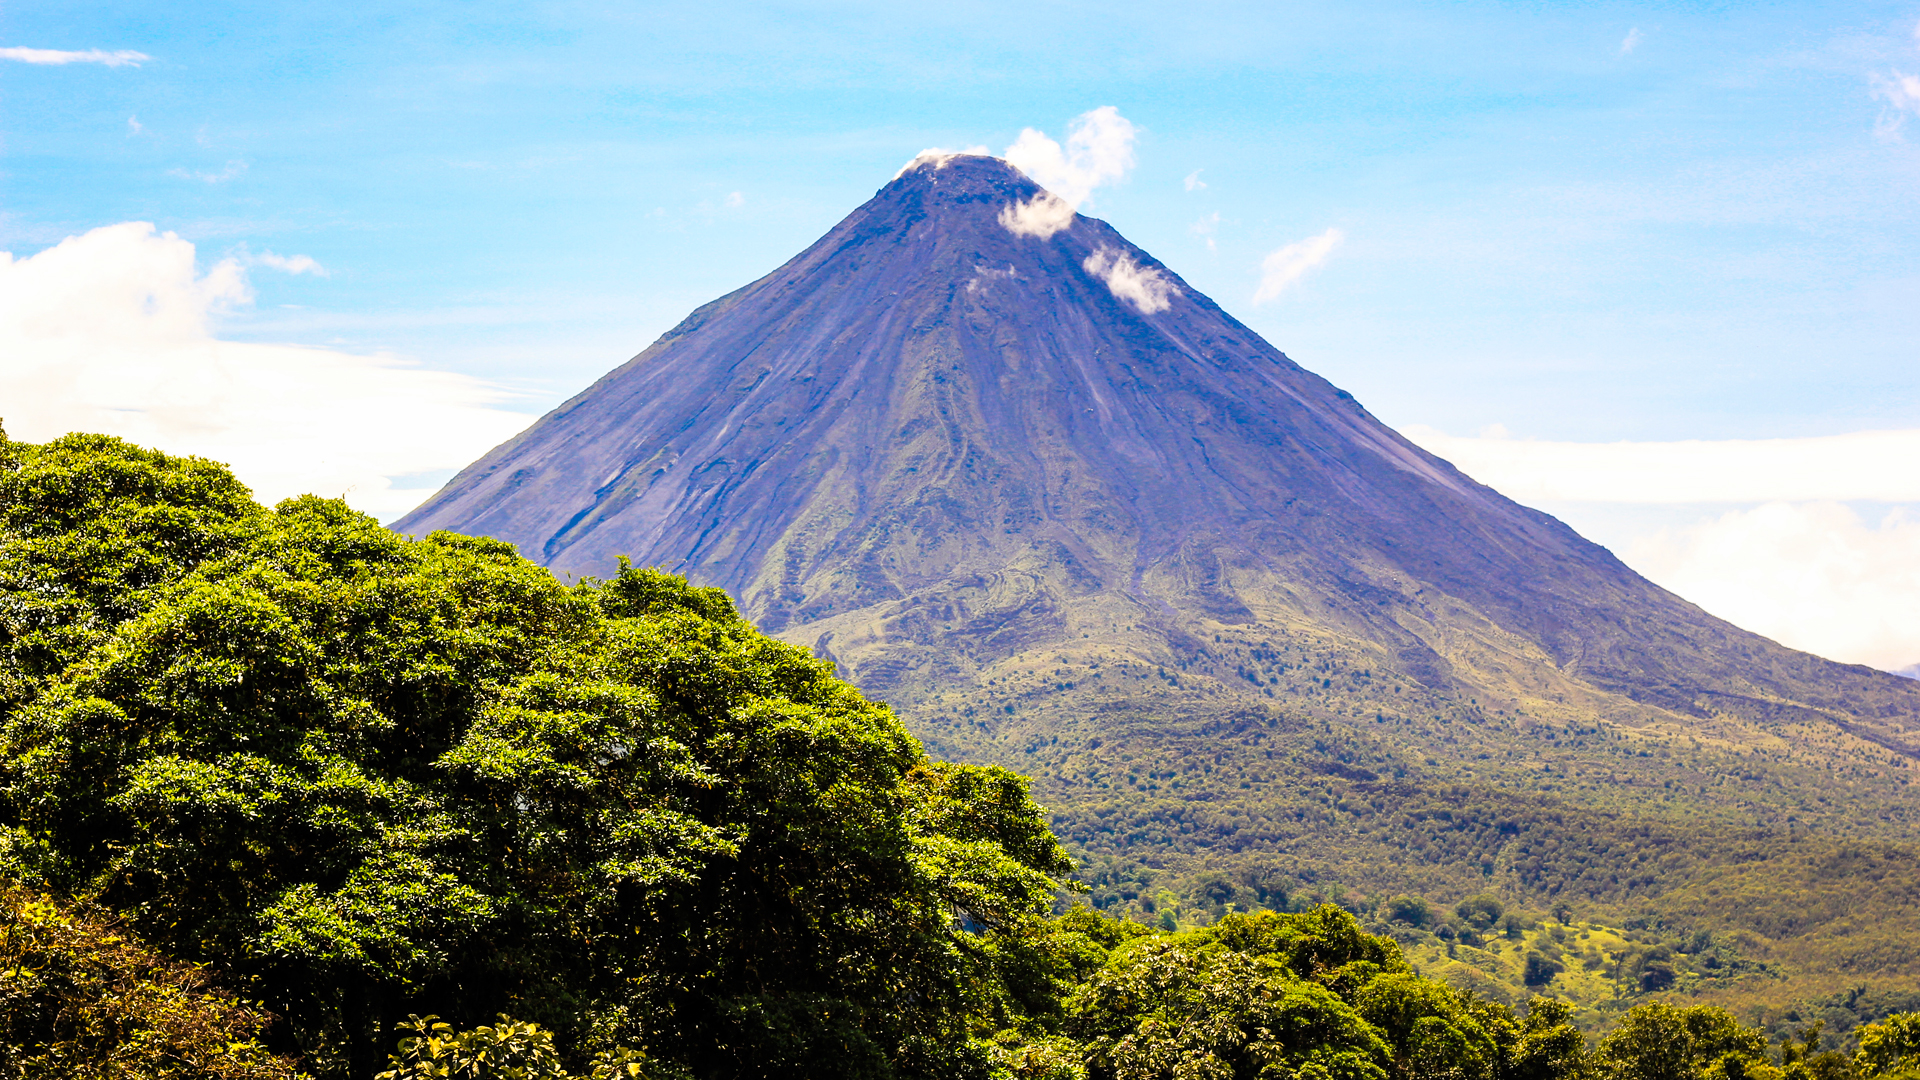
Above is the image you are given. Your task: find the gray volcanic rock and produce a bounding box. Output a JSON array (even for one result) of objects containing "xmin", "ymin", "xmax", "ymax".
[{"xmin": 399, "ymin": 155, "xmax": 1920, "ymax": 898}]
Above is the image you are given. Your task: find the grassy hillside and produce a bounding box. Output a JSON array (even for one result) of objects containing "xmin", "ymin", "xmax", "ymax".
[{"xmin": 842, "ymin": 610, "xmax": 1920, "ymax": 1014}]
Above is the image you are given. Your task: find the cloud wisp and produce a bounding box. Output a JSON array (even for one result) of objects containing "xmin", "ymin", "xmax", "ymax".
[
  {"xmin": 250, "ymin": 250, "xmax": 327, "ymax": 276},
  {"xmin": 1083, "ymin": 245, "xmax": 1174, "ymax": 314},
  {"xmin": 1867, "ymin": 19, "xmax": 1920, "ymax": 137},
  {"xmin": 1254, "ymin": 227, "xmax": 1343, "ymax": 303},
  {"xmin": 0, "ymin": 45, "xmax": 149, "ymax": 66},
  {"xmin": 1872, "ymin": 70, "xmax": 1920, "ymax": 136},
  {"xmin": 1184, "ymin": 169, "xmax": 1206, "ymax": 191},
  {"xmin": 0, "ymin": 223, "xmax": 533, "ymax": 520},
  {"xmin": 1620, "ymin": 28, "xmax": 1643, "ymax": 55},
  {"xmin": 894, "ymin": 145, "xmax": 990, "ymax": 177},
  {"xmin": 999, "ymin": 107, "xmax": 1139, "ymax": 239},
  {"xmin": 169, "ymin": 161, "xmax": 249, "ymax": 184},
  {"xmin": 1189, "ymin": 212, "xmax": 1221, "ymax": 251}
]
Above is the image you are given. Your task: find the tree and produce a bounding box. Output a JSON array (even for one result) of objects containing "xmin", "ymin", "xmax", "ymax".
[
  {"xmin": 1067, "ymin": 932, "xmax": 1394, "ymax": 1080},
  {"xmin": 1057, "ymin": 907, "xmax": 1595, "ymax": 1080},
  {"xmin": 1353, "ymin": 972, "xmax": 1498, "ymax": 1080},
  {"xmin": 0, "ymin": 881, "xmax": 302, "ymax": 1078},
  {"xmin": 1386, "ymin": 896, "xmax": 1435, "ymax": 928},
  {"xmin": 1596, "ymin": 1002, "xmax": 1773, "ymax": 1080},
  {"xmin": 1857, "ymin": 1014, "xmax": 1920, "ymax": 1079},
  {"xmin": 1455, "ymin": 896, "xmax": 1504, "ymax": 932},
  {"xmin": 1507, "ymin": 1000, "xmax": 1589, "ymax": 1080},
  {"xmin": 0, "ymin": 433, "xmax": 1074, "ymax": 1078},
  {"xmin": 1523, "ymin": 954, "xmax": 1564, "ymax": 988}
]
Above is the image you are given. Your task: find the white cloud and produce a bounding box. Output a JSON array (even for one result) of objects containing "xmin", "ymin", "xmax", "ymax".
[
  {"xmin": 1184, "ymin": 169, "xmax": 1207, "ymax": 191},
  {"xmin": 998, "ymin": 106, "xmax": 1138, "ymax": 239},
  {"xmin": 0, "ymin": 46, "xmax": 149, "ymax": 67},
  {"xmin": 1253, "ymin": 227, "xmax": 1342, "ymax": 303},
  {"xmin": 1872, "ymin": 70, "xmax": 1920, "ymax": 136},
  {"xmin": 998, "ymin": 192, "xmax": 1077, "ymax": 239},
  {"xmin": 1620, "ymin": 28, "xmax": 1643, "ymax": 55},
  {"xmin": 1082, "ymin": 245, "xmax": 1174, "ymax": 314},
  {"xmin": 0, "ymin": 223, "xmax": 533, "ymax": 520},
  {"xmin": 250, "ymin": 250, "xmax": 327, "ymax": 276},
  {"xmin": 1188, "ymin": 212, "xmax": 1221, "ymax": 251},
  {"xmin": 725, "ymin": 191, "xmax": 744, "ymax": 208},
  {"xmin": 1399, "ymin": 426, "xmax": 1920, "ymax": 504},
  {"xmin": 169, "ymin": 160, "xmax": 248, "ymax": 184},
  {"xmin": 1624, "ymin": 503, "xmax": 1920, "ymax": 671},
  {"xmin": 127, "ymin": 115, "xmax": 146, "ymax": 136},
  {"xmin": 1399, "ymin": 425, "xmax": 1920, "ymax": 669},
  {"xmin": 1003, "ymin": 106, "xmax": 1137, "ymax": 206}
]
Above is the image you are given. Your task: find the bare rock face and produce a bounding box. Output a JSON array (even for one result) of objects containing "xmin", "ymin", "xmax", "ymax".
[{"xmin": 399, "ymin": 155, "xmax": 1920, "ymax": 906}]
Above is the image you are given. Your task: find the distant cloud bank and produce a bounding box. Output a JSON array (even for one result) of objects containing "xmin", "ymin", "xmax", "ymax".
[
  {"xmin": 0, "ymin": 46, "xmax": 149, "ymax": 66},
  {"xmin": 0, "ymin": 223, "xmax": 533, "ymax": 520},
  {"xmin": 1626, "ymin": 502, "xmax": 1920, "ymax": 673},
  {"xmin": 1401, "ymin": 426, "xmax": 1920, "ymax": 504},
  {"xmin": 1403, "ymin": 424, "xmax": 1920, "ymax": 670}
]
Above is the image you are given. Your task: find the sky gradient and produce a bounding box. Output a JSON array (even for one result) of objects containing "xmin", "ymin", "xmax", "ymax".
[{"xmin": 5, "ymin": 0, "xmax": 1920, "ymax": 667}]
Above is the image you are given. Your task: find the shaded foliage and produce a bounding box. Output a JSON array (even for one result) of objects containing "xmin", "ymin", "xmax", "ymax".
[{"xmin": 0, "ymin": 882, "xmax": 302, "ymax": 1079}]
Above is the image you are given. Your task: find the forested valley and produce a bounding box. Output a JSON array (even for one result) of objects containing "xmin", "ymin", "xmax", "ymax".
[{"xmin": 6, "ymin": 428, "xmax": 1920, "ymax": 1080}]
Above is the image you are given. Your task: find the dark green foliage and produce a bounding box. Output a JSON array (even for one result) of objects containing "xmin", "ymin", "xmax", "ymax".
[
  {"xmin": 1767, "ymin": 990, "xmax": 1920, "ymax": 1054},
  {"xmin": 1060, "ymin": 905, "xmax": 1591, "ymax": 1080},
  {"xmin": 1458, "ymin": 897, "xmax": 1505, "ymax": 931},
  {"xmin": 1388, "ymin": 896, "xmax": 1436, "ymax": 929},
  {"xmin": 0, "ymin": 434, "xmax": 1073, "ymax": 1077},
  {"xmin": 1595, "ymin": 1002, "xmax": 1772, "ymax": 1080},
  {"xmin": 1524, "ymin": 954, "xmax": 1564, "ymax": 988}
]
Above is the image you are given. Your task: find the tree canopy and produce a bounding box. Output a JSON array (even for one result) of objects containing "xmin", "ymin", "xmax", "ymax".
[{"xmin": 0, "ymin": 431, "xmax": 1071, "ymax": 1076}]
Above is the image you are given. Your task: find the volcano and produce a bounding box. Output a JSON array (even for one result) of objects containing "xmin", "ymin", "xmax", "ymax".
[{"xmin": 399, "ymin": 155, "xmax": 1920, "ymax": 945}]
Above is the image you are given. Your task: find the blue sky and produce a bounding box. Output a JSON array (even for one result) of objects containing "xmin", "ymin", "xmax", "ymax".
[{"xmin": 5, "ymin": 0, "xmax": 1920, "ymax": 666}]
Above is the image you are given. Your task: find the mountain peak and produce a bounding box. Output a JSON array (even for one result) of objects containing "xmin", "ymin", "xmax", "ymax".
[
  {"xmin": 890, "ymin": 151, "xmax": 1031, "ymax": 191},
  {"xmin": 876, "ymin": 152, "xmax": 1099, "ymax": 243}
]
